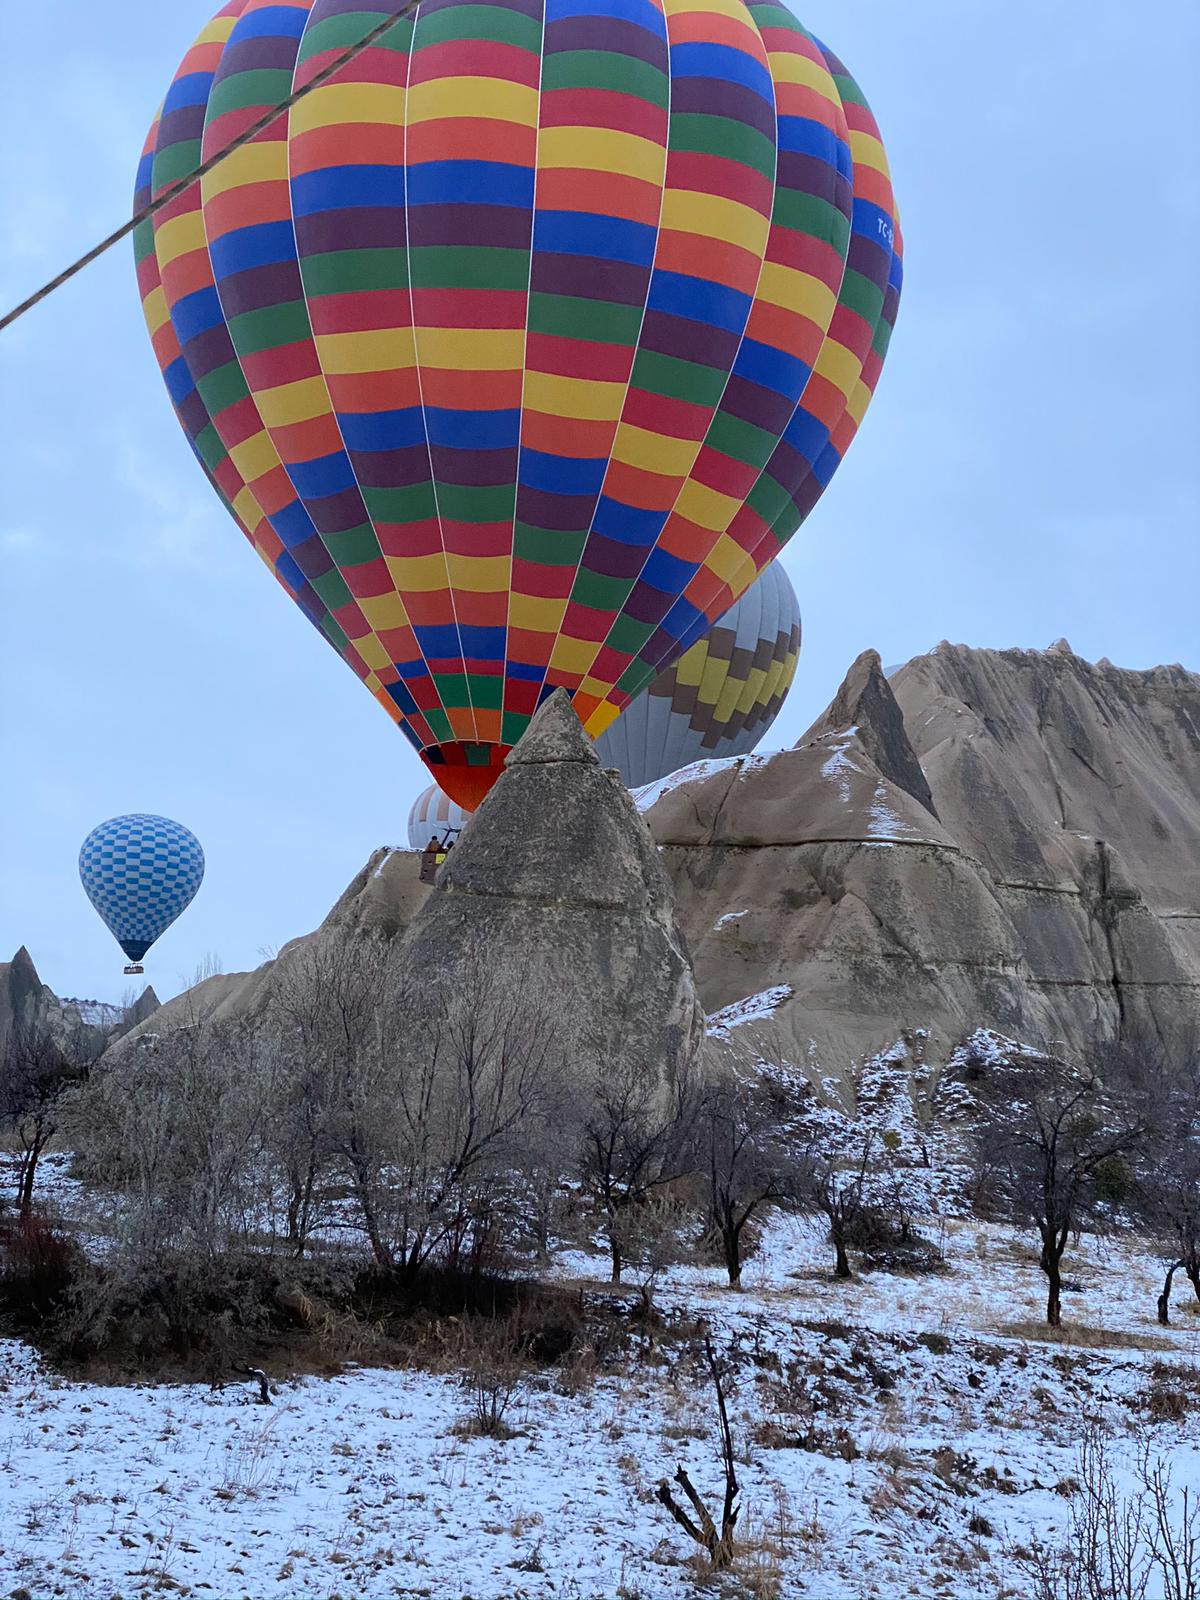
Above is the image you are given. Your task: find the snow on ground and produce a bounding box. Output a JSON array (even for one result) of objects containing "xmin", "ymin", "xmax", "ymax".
[{"xmin": 4, "ymin": 1188, "xmax": 1200, "ymax": 1599}]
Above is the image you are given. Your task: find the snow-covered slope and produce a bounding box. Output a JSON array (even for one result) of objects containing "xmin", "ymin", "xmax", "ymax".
[{"xmin": 2, "ymin": 1189, "xmax": 1198, "ymax": 1600}]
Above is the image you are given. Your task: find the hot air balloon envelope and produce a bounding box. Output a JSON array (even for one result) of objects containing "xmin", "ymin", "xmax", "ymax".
[
  {"xmin": 138, "ymin": 0, "xmax": 901, "ymax": 809},
  {"xmin": 79, "ymin": 815, "xmax": 205, "ymax": 966},
  {"xmin": 595, "ymin": 560, "xmax": 799, "ymax": 788},
  {"xmin": 407, "ymin": 785, "xmax": 468, "ymax": 851}
]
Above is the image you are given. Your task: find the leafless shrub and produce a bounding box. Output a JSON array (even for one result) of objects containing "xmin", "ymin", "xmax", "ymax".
[
  {"xmin": 214, "ymin": 1411, "xmax": 284, "ymax": 1499},
  {"xmin": 753, "ymin": 1358, "xmax": 819, "ymax": 1452},
  {"xmin": 617, "ymin": 1198, "xmax": 693, "ymax": 1320},
  {"xmin": 1142, "ymin": 1360, "xmax": 1200, "ymax": 1426},
  {"xmin": 1003, "ymin": 1423, "xmax": 1200, "ymax": 1600},
  {"xmin": 453, "ymin": 1315, "xmax": 526, "ymax": 1440},
  {"xmin": 579, "ymin": 1048, "xmax": 702, "ymax": 1287},
  {"xmin": 657, "ymin": 1336, "xmax": 739, "ymax": 1570},
  {"xmin": 1142, "ymin": 1445, "xmax": 1200, "ymax": 1600},
  {"xmin": 0, "ymin": 1210, "xmax": 83, "ymax": 1325},
  {"xmin": 67, "ymin": 1013, "xmax": 274, "ymax": 1256}
]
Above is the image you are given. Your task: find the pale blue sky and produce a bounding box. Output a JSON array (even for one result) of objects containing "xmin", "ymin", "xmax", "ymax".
[{"xmin": 1, "ymin": 2, "xmax": 1197, "ymax": 1004}]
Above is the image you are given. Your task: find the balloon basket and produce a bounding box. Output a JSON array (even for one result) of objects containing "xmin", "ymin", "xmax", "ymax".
[{"xmin": 123, "ymin": 964, "xmax": 145, "ymax": 976}]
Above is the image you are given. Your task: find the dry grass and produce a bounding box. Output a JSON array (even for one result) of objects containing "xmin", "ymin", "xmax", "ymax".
[
  {"xmin": 997, "ymin": 1319, "xmax": 1177, "ymax": 1352},
  {"xmin": 677, "ymin": 1484, "xmax": 797, "ymax": 1600},
  {"xmin": 1141, "ymin": 1358, "xmax": 1200, "ymax": 1424}
]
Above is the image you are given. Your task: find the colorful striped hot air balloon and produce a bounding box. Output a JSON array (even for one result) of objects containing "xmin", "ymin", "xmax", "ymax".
[
  {"xmin": 136, "ymin": 0, "xmax": 901, "ymax": 810},
  {"xmin": 595, "ymin": 558, "xmax": 799, "ymax": 787},
  {"xmin": 407, "ymin": 560, "xmax": 796, "ymax": 803}
]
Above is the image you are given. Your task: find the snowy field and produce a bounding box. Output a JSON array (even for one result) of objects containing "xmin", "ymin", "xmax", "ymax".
[{"xmin": 3, "ymin": 1157, "xmax": 1200, "ymax": 1599}]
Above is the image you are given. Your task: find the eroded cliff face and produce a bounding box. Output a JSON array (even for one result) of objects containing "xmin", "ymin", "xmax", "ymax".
[
  {"xmin": 893, "ymin": 642, "xmax": 1200, "ymax": 1056},
  {"xmin": 891, "ymin": 640, "xmax": 1200, "ymax": 909},
  {"xmin": 396, "ymin": 688, "xmax": 706, "ymax": 1091},
  {"xmin": 115, "ymin": 642, "xmax": 1197, "ymax": 1081},
  {"xmin": 645, "ymin": 643, "xmax": 1199, "ymax": 1079}
]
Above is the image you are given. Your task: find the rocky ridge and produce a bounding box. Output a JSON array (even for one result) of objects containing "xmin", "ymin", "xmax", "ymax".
[
  {"xmin": 647, "ymin": 642, "xmax": 1198, "ymax": 1078},
  {"xmin": 109, "ymin": 642, "xmax": 1198, "ymax": 1083},
  {"xmin": 0, "ymin": 946, "xmax": 158, "ymax": 1056}
]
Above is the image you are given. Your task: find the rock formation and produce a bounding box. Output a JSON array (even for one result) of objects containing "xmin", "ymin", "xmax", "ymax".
[
  {"xmin": 117, "ymin": 691, "xmax": 708, "ymax": 1093},
  {"xmin": 0, "ymin": 946, "xmax": 158, "ymax": 1056},
  {"xmin": 891, "ymin": 643, "xmax": 1199, "ymax": 911},
  {"xmin": 110, "ymin": 985, "xmax": 161, "ymax": 1040},
  {"xmin": 0, "ymin": 947, "xmax": 51, "ymax": 1054},
  {"xmin": 113, "ymin": 641, "xmax": 1198, "ymax": 1085},
  {"xmin": 646, "ymin": 642, "xmax": 1199, "ymax": 1079},
  {"xmin": 820, "ymin": 648, "xmax": 937, "ymax": 816},
  {"xmin": 397, "ymin": 688, "xmax": 706, "ymax": 1089}
]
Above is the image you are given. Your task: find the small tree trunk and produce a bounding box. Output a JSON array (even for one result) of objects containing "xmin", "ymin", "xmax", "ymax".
[
  {"xmin": 1159, "ymin": 1261, "xmax": 1184, "ymax": 1326},
  {"xmin": 724, "ymin": 1223, "xmax": 742, "ymax": 1289},
  {"xmin": 237, "ymin": 1367, "xmax": 271, "ymax": 1404},
  {"xmin": 1044, "ymin": 1252, "xmax": 1063, "ymax": 1328},
  {"xmin": 609, "ymin": 1234, "xmax": 623, "ymax": 1285},
  {"xmin": 294, "ymin": 1166, "xmax": 318, "ymax": 1259},
  {"xmin": 17, "ymin": 1138, "xmax": 43, "ymax": 1218},
  {"xmin": 832, "ymin": 1230, "xmax": 852, "ymax": 1280},
  {"xmin": 352, "ymin": 1176, "xmax": 392, "ymax": 1270},
  {"xmin": 286, "ymin": 1183, "xmax": 303, "ymax": 1254}
]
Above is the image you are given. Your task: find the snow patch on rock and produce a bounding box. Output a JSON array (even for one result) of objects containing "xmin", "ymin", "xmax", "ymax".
[
  {"xmin": 706, "ymin": 983, "xmax": 793, "ymax": 1037},
  {"xmin": 713, "ymin": 909, "xmax": 747, "ymax": 931}
]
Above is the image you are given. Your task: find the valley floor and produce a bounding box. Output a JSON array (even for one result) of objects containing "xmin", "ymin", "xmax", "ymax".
[{"xmin": 2, "ymin": 1159, "xmax": 1200, "ymax": 1599}]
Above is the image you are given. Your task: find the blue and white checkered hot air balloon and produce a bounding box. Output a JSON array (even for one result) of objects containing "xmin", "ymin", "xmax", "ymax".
[{"xmin": 79, "ymin": 815, "xmax": 205, "ymax": 973}]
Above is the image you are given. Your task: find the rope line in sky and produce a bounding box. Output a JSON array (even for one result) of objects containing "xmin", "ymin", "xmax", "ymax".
[{"xmin": 0, "ymin": 0, "xmax": 420, "ymax": 337}]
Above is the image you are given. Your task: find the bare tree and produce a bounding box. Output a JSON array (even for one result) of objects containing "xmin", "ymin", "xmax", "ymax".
[
  {"xmin": 579, "ymin": 1052, "xmax": 700, "ymax": 1285},
  {"xmin": 793, "ymin": 1135, "xmax": 880, "ymax": 1281},
  {"xmin": 268, "ymin": 934, "xmax": 389, "ymax": 1256},
  {"xmin": 1, "ymin": 1021, "xmax": 91, "ymax": 1216},
  {"xmin": 323, "ymin": 942, "xmax": 567, "ymax": 1277},
  {"xmin": 700, "ymin": 1067, "xmax": 797, "ymax": 1288},
  {"xmin": 969, "ymin": 1050, "xmax": 1141, "ymax": 1327},
  {"xmin": 1133, "ymin": 1054, "xmax": 1200, "ymax": 1325}
]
